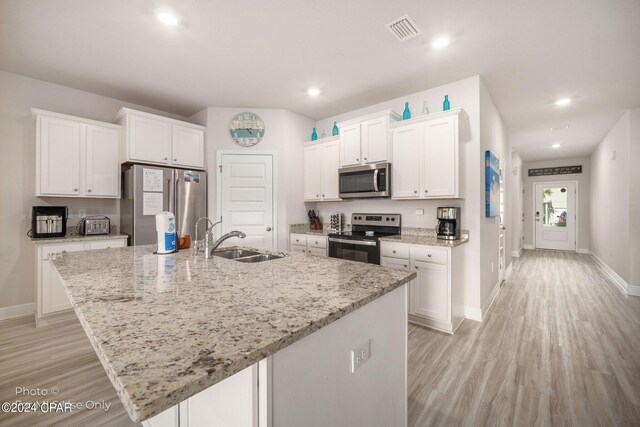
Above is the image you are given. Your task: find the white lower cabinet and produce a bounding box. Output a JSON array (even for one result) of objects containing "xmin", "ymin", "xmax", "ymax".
[
  {"xmin": 36, "ymin": 238, "xmax": 127, "ymax": 325},
  {"xmin": 380, "ymin": 241, "xmax": 465, "ymax": 334},
  {"xmin": 289, "ymin": 233, "xmax": 327, "ymax": 257}
]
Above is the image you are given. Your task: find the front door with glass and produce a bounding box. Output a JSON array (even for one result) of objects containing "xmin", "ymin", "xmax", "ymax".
[{"xmin": 534, "ymin": 182, "xmax": 576, "ymax": 251}]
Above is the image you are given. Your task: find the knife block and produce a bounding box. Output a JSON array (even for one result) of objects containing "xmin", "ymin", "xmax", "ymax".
[{"xmin": 310, "ymin": 218, "xmax": 323, "ymax": 230}]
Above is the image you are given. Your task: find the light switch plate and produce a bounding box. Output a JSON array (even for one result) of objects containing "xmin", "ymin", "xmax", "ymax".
[
  {"xmin": 415, "ymin": 209, "xmax": 424, "ymax": 216},
  {"xmin": 351, "ymin": 340, "xmax": 371, "ymax": 373}
]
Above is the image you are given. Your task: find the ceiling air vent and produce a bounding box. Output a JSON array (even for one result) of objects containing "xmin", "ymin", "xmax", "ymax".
[{"xmin": 386, "ymin": 14, "xmax": 422, "ymax": 42}]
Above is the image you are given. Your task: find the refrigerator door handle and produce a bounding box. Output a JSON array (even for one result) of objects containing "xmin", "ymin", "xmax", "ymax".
[
  {"xmin": 174, "ymin": 176, "xmax": 180, "ymax": 232},
  {"xmin": 167, "ymin": 178, "xmax": 173, "ymax": 213}
]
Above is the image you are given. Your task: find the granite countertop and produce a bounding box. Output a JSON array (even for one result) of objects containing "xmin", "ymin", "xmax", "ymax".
[
  {"xmin": 31, "ymin": 232, "xmax": 128, "ymax": 245},
  {"xmin": 50, "ymin": 244, "xmax": 415, "ymax": 422},
  {"xmin": 289, "ymin": 225, "xmax": 469, "ymax": 247}
]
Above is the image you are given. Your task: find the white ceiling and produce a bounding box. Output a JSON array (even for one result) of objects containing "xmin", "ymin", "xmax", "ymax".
[{"xmin": 1, "ymin": 0, "xmax": 639, "ymax": 161}]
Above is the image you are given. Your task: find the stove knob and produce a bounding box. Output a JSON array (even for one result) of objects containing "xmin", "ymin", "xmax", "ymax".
[
  {"xmin": 391, "ymin": 217, "xmax": 396, "ymax": 221},
  {"xmin": 386, "ymin": 217, "xmax": 390, "ymax": 221}
]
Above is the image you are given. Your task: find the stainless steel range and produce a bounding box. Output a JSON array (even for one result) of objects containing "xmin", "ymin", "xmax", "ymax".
[{"xmin": 328, "ymin": 213, "xmax": 401, "ymax": 264}]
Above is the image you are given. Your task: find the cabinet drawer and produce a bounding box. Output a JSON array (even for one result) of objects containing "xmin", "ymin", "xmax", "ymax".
[
  {"xmin": 89, "ymin": 240, "xmax": 127, "ymax": 250},
  {"xmin": 291, "ymin": 244, "xmax": 307, "ymax": 254},
  {"xmin": 307, "ymin": 236, "xmax": 327, "ymax": 249},
  {"xmin": 380, "ymin": 256, "xmax": 410, "ymax": 271},
  {"xmin": 40, "ymin": 243, "xmax": 86, "ymax": 260},
  {"xmin": 380, "ymin": 242, "xmax": 410, "ymax": 259},
  {"xmin": 308, "ymin": 247, "xmax": 327, "ymax": 257},
  {"xmin": 411, "ymin": 246, "xmax": 448, "ymax": 264},
  {"xmin": 290, "ymin": 234, "xmax": 307, "ymax": 247}
]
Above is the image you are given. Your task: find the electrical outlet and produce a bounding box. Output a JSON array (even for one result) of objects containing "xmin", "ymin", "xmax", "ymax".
[
  {"xmin": 415, "ymin": 209, "xmax": 424, "ymax": 216},
  {"xmin": 351, "ymin": 340, "xmax": 371, "ymax": 373},
  {"xmin": 78, "ymin": 209, "xmax": 87, "ymax": 219}
]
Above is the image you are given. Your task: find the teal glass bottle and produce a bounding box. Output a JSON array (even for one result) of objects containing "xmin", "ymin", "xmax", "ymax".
[
  {"xmin": 443, "ymin": 95, "xmax": 450, "ymax": 111},
  {"xmin": 311, "ymin": 128, "xmax": 318, "ymax": 141},
  {"xmin": 332, "ymin": 121, "xmax": 339, "ymax": 136},
  {"xmin": 403, "ymin": 102, "xmax": 411, "ymax": 120}
]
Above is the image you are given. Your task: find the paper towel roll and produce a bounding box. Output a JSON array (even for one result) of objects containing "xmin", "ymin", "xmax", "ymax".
[{"xmin": 155, "ymin": 212, "xmax": 176, "ymax": 254}]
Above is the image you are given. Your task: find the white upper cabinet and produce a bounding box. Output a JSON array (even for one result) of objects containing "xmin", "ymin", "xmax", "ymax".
[
  {"xmin": 391, "ymin": 123, "xmax": 422, "ymax": 199},
  {"xmin": 338, "ymin": 110, "xmax": 400, "ymax": 167},
  {"xmin": 116, "ymin": 108, "xmax": 205, "ymax": 170},
  {"xmin": 127, "ymin": 114, "xmax": 171, "ymax": 164},
  {"xmin": 303, "ymin": 137, "xmax": 341, "ymax": 202},
  {"xmin": 339, "ymin": 123, "xmax": 361, "ymax": 167},
  {"xmin": 172, "ymin": 124, "xmax": 205, "ymax": 169},
  {"xmin": 391, "ymin": 108, "xmax": 466, "ymax": 200},
  {"xmin": 85, "ymin": 124, "xmax": 120, "ymax": 197},
  {"xmin": 320, "ymin": 139, "xmax": 341, "ymax": 200},
  {"xmin": 37, "ymin": 115, "xmax": 81, "ymax": 196},
  {"xmin": 304, "ymin": 144, "xmax": 321, "ymax": 201},
  {"xmin": 34, "ymin": 109, "xmax": 121, "ymax": 198}
]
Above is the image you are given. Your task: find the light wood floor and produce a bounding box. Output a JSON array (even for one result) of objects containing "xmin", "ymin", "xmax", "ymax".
[
  {"xmin": 409, "ymin": 250, "xmax": 640, "ymax": 426},
  {"xmin": 1, "ymin": 250, "xmax": 639, "ymax": 426}
]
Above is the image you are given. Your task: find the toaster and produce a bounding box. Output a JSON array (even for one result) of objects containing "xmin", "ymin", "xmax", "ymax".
[{"xmin": 78, "ymin": 216, "xmax": 110, "ymax": 236}]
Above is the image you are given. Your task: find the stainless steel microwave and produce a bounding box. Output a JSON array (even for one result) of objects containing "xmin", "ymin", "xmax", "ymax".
[{"xmin": 338, "ymin": 162, "xmax": 390, "ymax": 199}]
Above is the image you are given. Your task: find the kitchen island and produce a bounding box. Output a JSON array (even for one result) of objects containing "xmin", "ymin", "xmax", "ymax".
[{"xmin": 50, "ymin": 244, "xmax": 415, "ymax": 426}]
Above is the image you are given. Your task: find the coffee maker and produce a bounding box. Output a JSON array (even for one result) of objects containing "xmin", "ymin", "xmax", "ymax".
[{"xmin": 436, "ymin": 207, "xmax": 461, "ymax": 240}]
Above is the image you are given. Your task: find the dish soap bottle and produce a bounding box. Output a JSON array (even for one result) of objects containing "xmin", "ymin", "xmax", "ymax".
[
  {"xmin": 332, "ymin": 121, "xmax": 339, "ymax": 136},
  {"xmin": 443, "ymin": 95, "xmax": 450, "ymax": 111},
  {"xmin": 403, "ymin": 102, "xmax": 411, "ymax": 120},
  {"xmin": 311, "ymin": 128, "xmax": 318, "ymax": 141}
]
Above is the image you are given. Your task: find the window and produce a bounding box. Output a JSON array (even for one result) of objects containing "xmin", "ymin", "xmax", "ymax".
[{"xmin": 542, "ymin": 187, "xmax": 568, "ymax": 227}]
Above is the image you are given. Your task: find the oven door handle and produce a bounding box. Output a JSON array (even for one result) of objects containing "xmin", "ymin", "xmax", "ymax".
[
  {"xmin": 373, "ymin": 169, "xmax": 379, "ymax": 192},
  {"xmin": 329, "ymin": 238, "xmax": 378, "ymax": 246}
]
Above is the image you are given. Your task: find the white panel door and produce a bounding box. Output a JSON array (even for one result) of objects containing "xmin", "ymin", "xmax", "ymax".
[
  {"xmin": 320, "ymin": 140, "xmax": 340, "ymax": 200},
  {"xmin": 339, "ymin": 123, "xmax": 361, "ymax": 167},
  {"xmin": 423, "ymin": 116, "xmax": 457, "ymax": 198},
  {"xmin": 410, "ymin": 260, "xmax": 449, "ymax": 322},
  {"xmin": 361, "ymin": 117, "xmax": 388, "ymax": 164},
  {"xmin": 534, "ymin": 182, "xmax": 576, "ymax": 251},
  {"xmin": 391, "ymin": 123, "xmax": 422, "ymax": 199},
  {"xmin": 39, "ymin": 116, "xmax": 81, "ymax": 196},
  {"xmin": 85, "ymin": 124, "xmax": 120, "ymax": 197},
  {"xmin": 303, "ymin": 146, "xmax": 321, "ymax": 201},
  {"xmin": 172, "ymin": 124, "xmax": 204, "ymax": 169},
  {"xmin": 220, "ymin": 154, "xmax": 274, "ymax": 249},
  {"xmin": 128, "ymin": 114, "xmax": 171, "ymax": 164}
]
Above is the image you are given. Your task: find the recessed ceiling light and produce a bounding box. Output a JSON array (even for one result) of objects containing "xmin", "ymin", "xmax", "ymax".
[
  {"xmin": 307, "ymin": 88, "xmax": 321, "ymax": 96},
  {"xmin": 555, "ymin": 98, "xmax": 571, "ymax": 106},
  {"xmin": 431, "ymin": 37, "xmax": 450, "ymax": 49},
  {"xmin": 551, "ymin": 143, "xmax": 562, "ymax": 149},
  {"xmin": 156, "ymin": 10, "xmax": 180, "ymax": 26}
]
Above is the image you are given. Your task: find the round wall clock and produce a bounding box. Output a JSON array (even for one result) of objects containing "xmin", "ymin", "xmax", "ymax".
[{"xmin": 229, "ymin": 112, "xmax": 265, "ymax": 147}]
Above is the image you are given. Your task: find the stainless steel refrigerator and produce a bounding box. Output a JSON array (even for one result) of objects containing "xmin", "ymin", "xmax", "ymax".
[{"xmin": 121, "ymin": 164, "xmax": 207, "ymax": 246}]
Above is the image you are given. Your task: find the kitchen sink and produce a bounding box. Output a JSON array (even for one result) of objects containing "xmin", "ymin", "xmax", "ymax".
[
  {"xmin": 212, "ymin": 249, "xmax": 261, "ymax": 259},
  {"xmin": 234, "ymin": 254, "xmax": 284, "ymax": 263}
]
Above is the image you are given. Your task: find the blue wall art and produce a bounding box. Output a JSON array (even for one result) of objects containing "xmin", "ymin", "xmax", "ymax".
[{"xmin": 485, "ymin": 150, "xmax": 500, "ymax": 217}]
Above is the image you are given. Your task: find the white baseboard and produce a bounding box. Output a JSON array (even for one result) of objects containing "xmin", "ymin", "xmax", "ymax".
[
  {"xmin": 511, "ymin": 249, "xmax": 522, "ymax": 258},
  {"xmin": 505, "ymin": 262, "xmax": 514, "ymax": 280},
  {"xmin": 465, "ymin": 279, "xmax": 502, "ymax": 323},
  {"xmin": 576, "ymin": 248, "xmax": 590, "ymax": 254},
  {"xmin": 523, "ymin": 244, "xmax": 534, "ymax": 250},
  {"xmin": 590, "ymin": 252, "xmax": 640, "ymax": 296},
  {"xmin": 0, "ymin": 303, "xmax": 35, "ymax": 321}
]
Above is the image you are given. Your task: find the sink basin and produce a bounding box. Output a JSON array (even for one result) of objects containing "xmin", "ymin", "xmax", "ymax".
[
  {"xmin": 234, "ymin": 254, "xmax": 284, "ymax": 263},
  {"xmin": 213, "ymin": 249, "xmax": 261, "ymax": 259}
]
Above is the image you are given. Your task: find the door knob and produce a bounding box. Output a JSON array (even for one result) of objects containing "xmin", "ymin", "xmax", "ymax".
[{"xmin": 266, "ymin": 227, "xmax": 272, "ymax": 231}]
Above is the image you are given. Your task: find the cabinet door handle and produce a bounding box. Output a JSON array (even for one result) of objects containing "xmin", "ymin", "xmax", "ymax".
[
  {"xmin": 404, "ymin": 264, "xmax": 407, "ymax": 268},
  {"xmin": 73, "ymin": 188, "xmax": 78, "ymax": 192},
  {"xmin": 87, "ymin": 189, "xmax": 92, "ymax": 193},
  {"xmin": 425, "ymin": 190, "xmax": 428, "ymax": 193},
  {"xmin": 428, "ymin": 254, "xmax": 432, "ymax": 257},
  {"xmin": 174, "ymin": 158, "xmax": 177, "ymax": 162},
  {"xmin": 322, "ymin": 194, "xmax": 325, "ymax": 197},
  {"xmin": 356, "ymin": 158, "xmax": 360, "ymax": 162},
  {"xmin": 414, "ymin": 190, "xmax": 418, "ymax": 194},
  {"xmin": 266, "ymin": 227, "xmax": 272, "ymax": 231},
  {"xmin": 164, "ymin": 157, "xmax": 168, "ymax": 160},
  {"xmin": 392, "ymin": 250, "xmax": 397, "ymax": 253},
  {"xmin": 364, "ymin": 157, "xmax": 368, "ymax": 161},
  {"xmin": 415, "ymin": 266, "xmax": 418, "ymax": 270}
]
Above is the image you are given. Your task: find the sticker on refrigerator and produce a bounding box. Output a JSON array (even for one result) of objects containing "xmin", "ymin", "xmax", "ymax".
[
  {"xmin": 184, "ymin": 171, "xmax": 200, "ymax": 183},
  {"xmin": 143, "ymin": 168, "xmax": 164, "ymax": 192},
  {"xmin": 143, "ymin": 192, "xmax": 164, "ymax": 216}
]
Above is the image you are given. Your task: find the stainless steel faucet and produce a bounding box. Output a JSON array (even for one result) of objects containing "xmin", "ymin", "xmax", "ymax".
[
  {"xmin": 209, "ymin": 231, "xmax": 247, "ymax": 255},
  {"xmin": 193, "ymin": 217, "xmax": 222, "ymax": 257}
]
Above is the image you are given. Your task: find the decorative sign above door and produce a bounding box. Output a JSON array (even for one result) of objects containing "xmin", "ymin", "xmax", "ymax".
[{"xmin": 528, "ymin": 165, "xmax": 582, "ymax": 177}]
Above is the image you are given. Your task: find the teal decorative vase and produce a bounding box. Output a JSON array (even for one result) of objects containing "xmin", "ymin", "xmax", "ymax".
[
  {"xmin": 443, "ymin": 95, "xmax": 450, "ymax": 111},
  {"xmin": 332, "ymin": 121, "xmax": 339, "ymax": 136},
  {"xmin": 403, "ymin": 102, "xmax": 411, "ymax": 120},
  {"xmin": 311, "ymin": 128, "xmax": 318, "ymax": 141}
]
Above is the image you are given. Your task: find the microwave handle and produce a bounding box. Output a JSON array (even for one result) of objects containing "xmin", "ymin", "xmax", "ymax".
[{"xmin": 373, "ymin": 169, "xmax": 379, "ymax": 192}]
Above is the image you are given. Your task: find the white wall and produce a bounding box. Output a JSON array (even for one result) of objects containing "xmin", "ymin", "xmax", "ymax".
[
  {"xmin": 479, "ymin": 80, "xmax": 511, "ymax": 308},
  {"xmin": 629, "ymin": 107, "xmax": 640, "ymax": 286},
  {"xmin": 312, "ymin": 76, "xmax": 504, "ymax": 316},
  {"xmin": 0, "ymin": 70, "xmax": 191, "ymax": 311},
  {"xmin": 589, "ymin": 110, "xmax": 632, "ymax": 283},
  {"xmin": 510, "ymin": 152, "xmax": 523, "ymax": 255},
  {"xmin": 195, "ymin": 107, "xmax": 314, "ymax": 250},
  {"xmin": 522, "ymin": 157, "xmax": 591, "ymax": 252}
]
